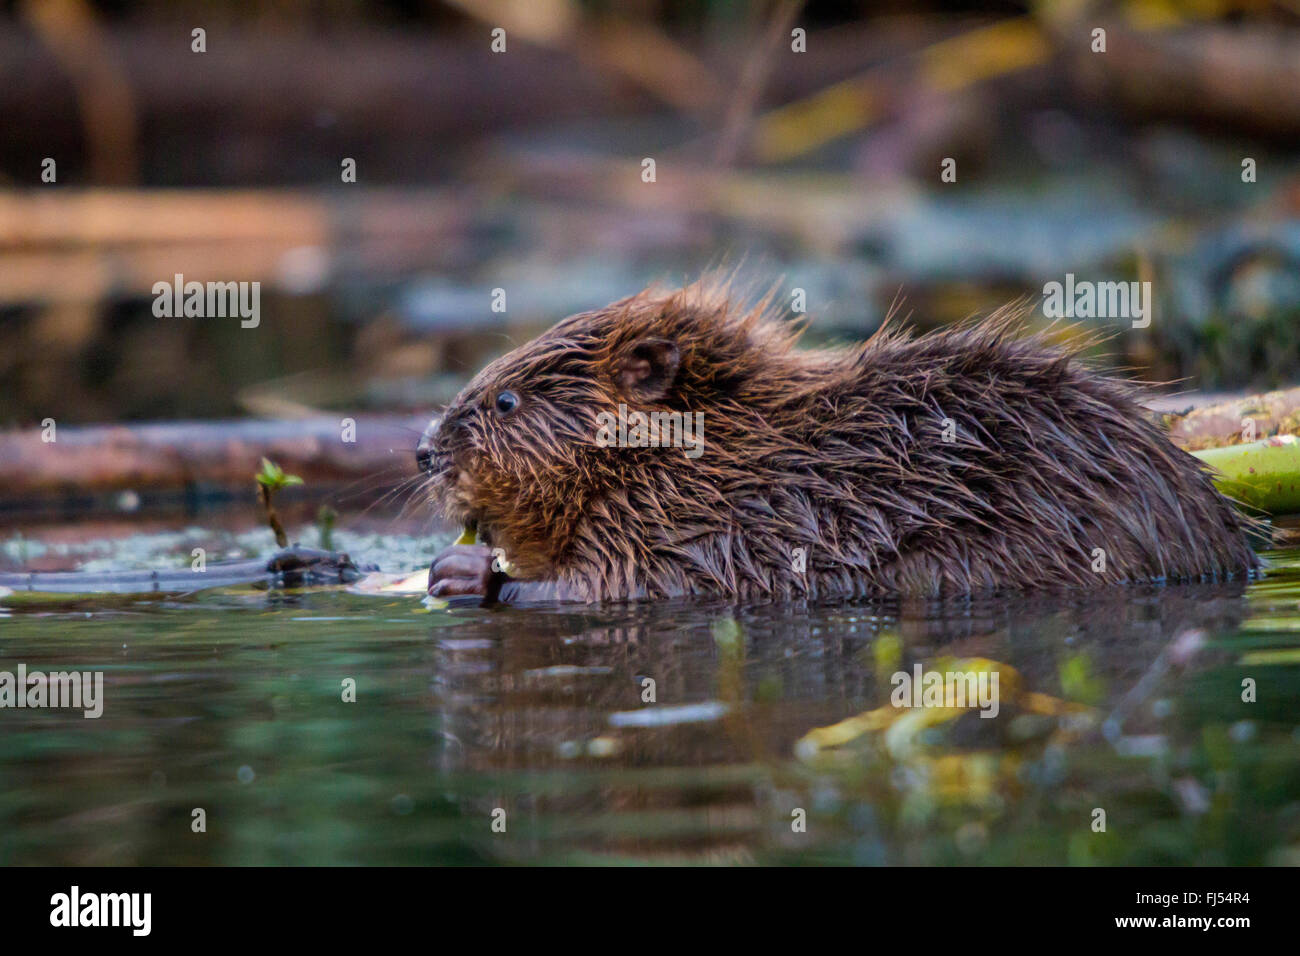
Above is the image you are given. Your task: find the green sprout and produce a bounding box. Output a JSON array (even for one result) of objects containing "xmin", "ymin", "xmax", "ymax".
[{"xmin": 255, "ymin": 458, "xmax": 303, "ymax": 549}]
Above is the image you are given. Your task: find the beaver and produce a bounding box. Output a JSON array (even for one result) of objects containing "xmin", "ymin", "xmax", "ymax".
[{"xmin": 420, "ymin": 279, "xmax": 1258, "ymax": 603}]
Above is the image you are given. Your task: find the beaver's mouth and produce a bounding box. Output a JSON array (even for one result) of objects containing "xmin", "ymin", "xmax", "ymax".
[
  {"xmin": 431, "ymin": 466, "xmax": 494, "ymax": 547},
  {"xmin": 453, "ymin": 512, "xmax": 493, "ymax": 545}
]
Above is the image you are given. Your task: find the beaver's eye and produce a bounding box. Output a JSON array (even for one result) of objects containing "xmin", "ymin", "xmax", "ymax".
[{"xmin": 494, "ymin": 391, "xmax": 520, "ymax": 415}]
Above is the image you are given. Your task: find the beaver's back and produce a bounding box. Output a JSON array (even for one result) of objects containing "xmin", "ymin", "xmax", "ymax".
[{"xmin": 781, "ymin": 320, "xmax": 1259, "ymax": 595}]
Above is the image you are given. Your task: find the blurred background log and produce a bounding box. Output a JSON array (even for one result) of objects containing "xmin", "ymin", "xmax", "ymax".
[
  {"xmin": 0, "ymin": 415, "xmax": 427, "ymax": 522},
  {"xmin": 1061, "ymin": 20, "xmax": 1300, "ymax": 139},
  {"xmin": 0, "ymin": 189, "xmax": 470, "ymax": 304}
]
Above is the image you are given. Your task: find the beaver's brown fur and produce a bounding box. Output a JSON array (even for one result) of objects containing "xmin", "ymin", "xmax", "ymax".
[{"xmin": 422, "ymin": 280, "xmax": 1258, "ymax": 603}]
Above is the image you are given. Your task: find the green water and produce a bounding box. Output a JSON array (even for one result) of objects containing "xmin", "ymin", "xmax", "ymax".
[{"xmin": 3, "ymin": 544, "xmax": 1300, "ymax": 866}]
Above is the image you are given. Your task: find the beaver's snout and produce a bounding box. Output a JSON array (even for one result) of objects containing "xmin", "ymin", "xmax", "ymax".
[
  {"xmin": 415, "ymin": 417, "xmax": 439, "ymax": 474},
  {"xmin": 418, "ymin": 411, "xmax": 481, "ymax": 529}
]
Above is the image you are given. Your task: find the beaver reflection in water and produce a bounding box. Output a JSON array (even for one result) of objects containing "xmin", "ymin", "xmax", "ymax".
[{"xmin": 419, "ymin": 281, "xmax": 1258, "ymax": 604}]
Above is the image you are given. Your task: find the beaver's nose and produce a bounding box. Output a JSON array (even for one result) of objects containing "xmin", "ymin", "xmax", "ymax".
[{"xmin": 415, "ymin": 418, "xmax": 439, "ymax": 474}]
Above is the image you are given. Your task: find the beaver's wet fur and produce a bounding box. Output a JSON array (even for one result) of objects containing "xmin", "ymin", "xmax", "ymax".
[{"xmin": 423, "ymin": 280, "xmax": 1258, "ymax": 603}]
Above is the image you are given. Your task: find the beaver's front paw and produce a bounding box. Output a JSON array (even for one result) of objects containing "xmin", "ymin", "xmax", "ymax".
[{"xmin": 428, "ymin": 543, "xmax": 503, "ymax": 603}]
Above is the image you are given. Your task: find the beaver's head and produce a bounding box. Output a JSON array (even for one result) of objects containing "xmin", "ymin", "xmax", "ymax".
[{"xmin": 419, "ymin": 281, "xmax": 801, "ymax": 580}]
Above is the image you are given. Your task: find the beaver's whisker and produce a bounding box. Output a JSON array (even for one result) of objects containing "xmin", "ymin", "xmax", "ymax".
[{"xmin": 350, "ymin": 473, "xmax": 428, "ymax": 520}]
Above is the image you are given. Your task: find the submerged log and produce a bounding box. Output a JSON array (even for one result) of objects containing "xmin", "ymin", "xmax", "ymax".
[{"xmin": 0, "ymin": 545, "xmax": 370, "ymax": 598}]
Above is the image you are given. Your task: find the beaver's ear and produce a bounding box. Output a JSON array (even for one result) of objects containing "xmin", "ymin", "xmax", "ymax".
[{"xmin": 614, "ymin": 338, "xmax": 680, "ymax": 402}]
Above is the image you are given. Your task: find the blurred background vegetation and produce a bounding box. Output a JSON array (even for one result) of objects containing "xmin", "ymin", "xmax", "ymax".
[{"xmin": 1, "ymin": 0, "xmax": 1299, "ymax": 428}]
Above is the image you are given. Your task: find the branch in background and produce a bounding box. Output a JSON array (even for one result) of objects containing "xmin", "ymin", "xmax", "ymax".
[
  {"xmin": 750, "ymin": 17, "xmax": 1050, "ymax": 163},
  {"xmin": 712, "ymin": 0, "xmax": 805, "ymax": 167},
  {"xmin": 442, "ymin": 0, "xmax": 723, "ymax": 114},
  {"xmin": 20, "ymin": 0, "xmax": 138, "ymax": 185}
]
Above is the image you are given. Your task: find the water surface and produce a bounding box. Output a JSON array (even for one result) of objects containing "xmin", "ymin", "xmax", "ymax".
[{"xmin": 3, "ymin": 537, "xmax": 1299, "ymax": 866}]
